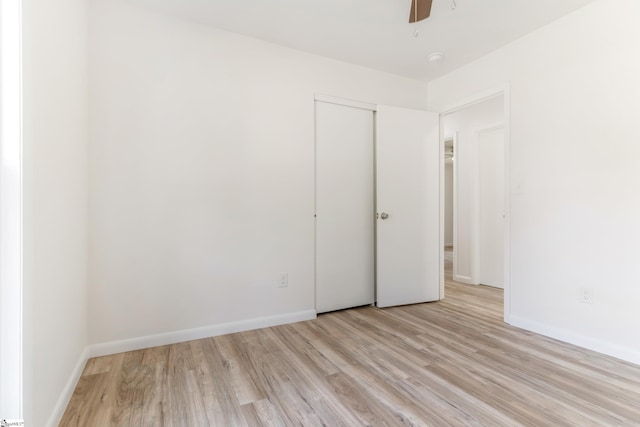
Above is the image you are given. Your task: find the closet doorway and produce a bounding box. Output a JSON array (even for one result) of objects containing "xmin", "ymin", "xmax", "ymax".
[{"xmin": 315, "ymin": 96, "xmax": 441, "ymax": 313}]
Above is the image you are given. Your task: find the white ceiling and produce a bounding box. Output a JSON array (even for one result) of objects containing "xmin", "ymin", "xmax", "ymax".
[{"xmin": 123, "ymin": 0, "xmax": 598, "ymax": 82}]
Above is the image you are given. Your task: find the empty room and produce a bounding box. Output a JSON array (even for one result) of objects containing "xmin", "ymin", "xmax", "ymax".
[{"xmin": 2, "ymin": 0, "xmax": 640, "ymax": 425}]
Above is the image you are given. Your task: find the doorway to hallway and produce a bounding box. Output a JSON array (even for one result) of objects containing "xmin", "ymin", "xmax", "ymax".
[{"xmin": 440, "ymin": 89, "xmax": 509, "ymax": 315}]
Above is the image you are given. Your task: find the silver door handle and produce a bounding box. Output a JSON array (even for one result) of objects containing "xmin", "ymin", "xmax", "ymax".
[{"xmin": 380, "ymin": 212, "xmax": 389, "ymax": 220}]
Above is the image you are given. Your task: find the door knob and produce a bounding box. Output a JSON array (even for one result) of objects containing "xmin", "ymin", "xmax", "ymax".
[{"xmin": 380, "ymin": 212, "xmax": 389, "ymax": 220}]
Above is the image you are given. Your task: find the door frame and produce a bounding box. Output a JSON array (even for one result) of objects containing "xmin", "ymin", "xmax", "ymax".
[
  {"xmin": 450, "ymin": 133, "xmax": 460, "ymax": 286},
  {"xmin": 0, "ymin": 0, "xmax": 24, "ymax": 418},
  {"xmin": 438, "ymin": 84, "xmax": 511, "ymax": 320}
]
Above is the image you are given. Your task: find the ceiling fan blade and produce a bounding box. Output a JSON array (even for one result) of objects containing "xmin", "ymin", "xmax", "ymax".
[{"xmin": 409, "ymin": 0, "xmax": 433, "ymax": 23}]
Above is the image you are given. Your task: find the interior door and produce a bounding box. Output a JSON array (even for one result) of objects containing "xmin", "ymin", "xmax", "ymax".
[
  {"xmin": 479, "ymin": 127, "xmax": 505, "ymax": 288},
  {"xmin": 376, "ymin": 105, "xmax": 440, "ymax": 307},
  {"xmin": 315, "ymin": 101, "xmax": 375, "ymax": 313}
]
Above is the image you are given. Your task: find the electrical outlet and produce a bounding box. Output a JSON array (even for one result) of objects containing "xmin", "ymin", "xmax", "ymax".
[
  {"xmin": 279, "ymin": 272, "xmax": 288, "ymax": 288},
  {"xmin": 580, "ymin": 287, "xmax": 594, "ymax": 304}
]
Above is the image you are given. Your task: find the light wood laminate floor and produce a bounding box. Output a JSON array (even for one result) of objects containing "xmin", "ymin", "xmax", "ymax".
[{"xmin": 60, "ymin": 253, "xmax": 640, "ymax": 426}]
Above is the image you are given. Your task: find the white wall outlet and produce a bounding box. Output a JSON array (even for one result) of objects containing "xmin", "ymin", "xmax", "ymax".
[
  {"xmin": 279, "ymin": 272, "xmax": 288, "ymax": 288},
  {"xmin": 580, "ymin": 287, "xmax": 594, "ymax": 304}
]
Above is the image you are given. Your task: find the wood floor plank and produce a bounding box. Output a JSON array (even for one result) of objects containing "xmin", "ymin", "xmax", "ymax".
[
  {"xmin": 138, "ymin": 362, "xmax": 167, "ymax": 427},
  {"xmin": 265, "ymin": 326, "xmax": 367, "ymax": 426},
  {"xmin": 214, "ymin": 333, "xmax": 266, "ymax": 405},
  {"xmin": 59, "ymin": 252, "xmax": 640, "ymax": 426},
  {"xmin": 241, "ymin": 399, "xmax": 287, "ymax": 427},
  {"xmin": 58, "ymin": 373, "xmax": 108, "ymax": 426},
  {"xmin": 191, "ymin": 337, "xmax": 247, "ymax": 426}
]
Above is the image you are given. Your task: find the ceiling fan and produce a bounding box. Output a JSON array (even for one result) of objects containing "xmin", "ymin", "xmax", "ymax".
[
  {"xmin": 409, "ymin": 0, "xmax": 432, "ymax": 23},
  {"xmin": 409, "ymin": 0, "xmax": 456, "ymax": 23}
]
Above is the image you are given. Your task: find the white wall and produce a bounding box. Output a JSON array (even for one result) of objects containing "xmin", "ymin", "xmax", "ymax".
[
  {"xmin": 21, "ymin": 0, "xmax": 89, "ymax": 425},
  {"xmin": 88, "ymin": 0, "xmax": 428, "ymax": 347},
  {"xmin": 429, "ymin": 0, "xmax": 640, "ymax": 363},
  {"xmin": 442, "ymin": 97, "xmax": 503, "ymax": 283}
]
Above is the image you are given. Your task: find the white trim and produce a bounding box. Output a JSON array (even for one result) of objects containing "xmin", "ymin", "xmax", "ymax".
[
  {"xmin": 502, "ymin": 89, "xmax": 512, "ymax": 319},
  {"xmin": 451, "ymin": 133, "xmax": 459, "ymax": 284},
  {"xmin": 506, "ymin": 314, "xmax": 640, "ymax": 366},
  {"xmin": 314, "ymin": 94, "xmax": 377, "ymax": 112},
  {"xmin": 87, "ymin": 310, "xmax": 317, "ymax": 358},
  {"xmin": 476, "ymin": 123, "xmax": 505, "ymax": 134},
  {"xmin": 0, "ymin": 0, "xmax": 23, "ymax": 419},
  {"xmin": 440, "ymin": 84, "xmax": 509, "ymax": 116},
  {"xmin": 453, "ymin": 274, "xmax": 474, "ymax": 285},
  {"xmin": 438, "ymin": 119, "xmax": 445, "ymax": 299},
  {"xmin": 313, "ymin": 99, "xmax": 318, "ymax": 311},
  {"xmin": 44, "ymin": 348, "xmax": 89, "ymax": 427}
]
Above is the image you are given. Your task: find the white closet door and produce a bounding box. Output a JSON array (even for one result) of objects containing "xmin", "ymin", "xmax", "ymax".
[
  {"xmin": 315, "ymin": 101, "xmax": 375, "ymax": 313},
  {"xmin": 479, "ymin": 127, "xmax": 505, "ymax": 288},
  {"xmin": 376, "ymin": 105, "xmax": 440, "ymax": 307}
]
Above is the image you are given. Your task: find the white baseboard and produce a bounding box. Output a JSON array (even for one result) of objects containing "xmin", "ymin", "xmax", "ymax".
[
  {"xmin": 45, "ymin": 347, "xmax": 90, "ymax": 427},
  {"xmin": 453, "ymin": 274, "xmax": 474, "ymax": 285},
  {"xmin": 505, "ymin": 314, "xmax": 640, "ymax": 366},
  {"xmin": 87, "ymin": 309, "xmax": 317, "ymax": 358}
]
